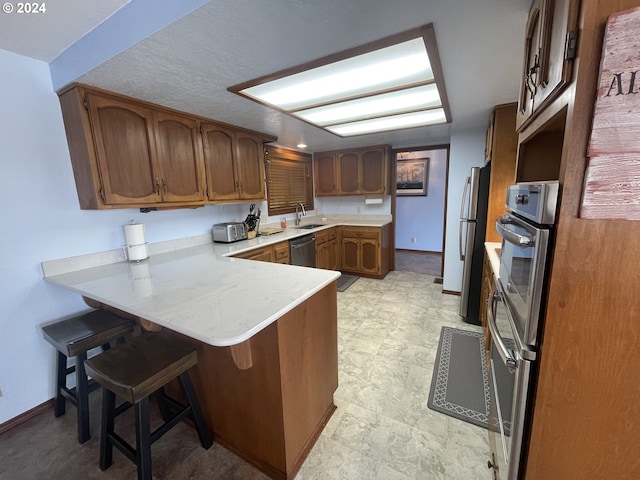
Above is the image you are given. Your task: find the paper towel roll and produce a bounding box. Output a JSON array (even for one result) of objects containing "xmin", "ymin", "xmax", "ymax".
[
  {"xmin": 129, "ymin": 260, "xmax": 152, "ymax": 297},
  {"xmin": 124, "ymin": 223, "xmax": 149, "ymax": 262}
]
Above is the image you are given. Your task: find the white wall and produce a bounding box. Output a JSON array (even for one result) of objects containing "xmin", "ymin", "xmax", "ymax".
[
  {"xmin": 442, "ymin": 128, "xmax": 486, "ymax": 293},
  {"xmin": 314, "ymin": 196, "xmax": 391, "ymax": 216},
  {"xmin": 0, "ymin": 49, "xmax": 255, "ymax": 424},
  {"xmin": 395, "ymin": 148, "xmax": 448, "ymax": 252}
]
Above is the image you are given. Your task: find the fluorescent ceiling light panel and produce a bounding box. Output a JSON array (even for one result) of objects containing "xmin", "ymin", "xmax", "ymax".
[
  {"xmin": 294, "ymin": 84, "xmax": 441, "ymax": 126},
  {"xmin": 326, "ymin": 109, "xmax": 447, "ymax": 136},
  {"xmin": 229, "ymin": 24, "xmax": 451, "ymax": 138},
  {"xmin": 242, "ymin": 38, "xmax": 433, "ymax": 110}
]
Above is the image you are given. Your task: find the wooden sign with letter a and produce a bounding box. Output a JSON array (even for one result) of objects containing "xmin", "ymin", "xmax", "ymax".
[{"xmin": 582, "ymin": 6, "xmax": 640, "ymax": 220}]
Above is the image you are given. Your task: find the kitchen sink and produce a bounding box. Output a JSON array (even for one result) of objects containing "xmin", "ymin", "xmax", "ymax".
[{"xmin": 297, "ymin": 224, "xmax": 325, "ymax": 230}]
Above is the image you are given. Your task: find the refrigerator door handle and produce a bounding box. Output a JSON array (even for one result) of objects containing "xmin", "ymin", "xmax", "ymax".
[
  {"xmin": 460, "ymin": 176, "xmax": 471, "ymax": 221},
  {"xmin": 459, "ymin": 176, "xmax": 471, "ymax": 261},
  {"xmin": 459, "ymin": 219, "xmax": 466, "ymax": 261}
]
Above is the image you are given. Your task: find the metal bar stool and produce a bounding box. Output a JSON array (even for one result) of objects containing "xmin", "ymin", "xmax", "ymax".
[
  {"xmin": 41, "ymin": 309, "xmax": 134, "ymax": 444},
  {"xmin": 84, "ymin": 333, "xmax": 213, "ymax": 480}
]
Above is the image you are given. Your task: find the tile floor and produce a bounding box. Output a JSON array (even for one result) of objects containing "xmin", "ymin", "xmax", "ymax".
[{"xmin": 0, "ymin": 271, "xmax": 490, "ymax": 479}]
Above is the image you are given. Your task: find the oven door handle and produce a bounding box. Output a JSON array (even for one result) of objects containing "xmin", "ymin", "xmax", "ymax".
[
  {"xmin": 496, "ymin": 217, "xmax": 533, "ymax": 247},
  {"xmin": 487, "ymin": 289, "xmax": 517, "ymax": 372}
]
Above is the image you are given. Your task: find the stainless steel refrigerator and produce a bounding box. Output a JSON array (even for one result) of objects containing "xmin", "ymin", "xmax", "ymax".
[{"xmin": 458, "ymin": 163, "xmax": 491, "ymax": 325}]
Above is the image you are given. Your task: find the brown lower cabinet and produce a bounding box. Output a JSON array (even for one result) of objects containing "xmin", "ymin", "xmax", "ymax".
[
  {"xmin": 479, "ymin": 251, "xmax": 495, "ymax": 358},
  {"xmin": 338, "ymin": 224, "xmax": 391, "ymax": 279},
  {"xmin": 231, "ymin": 241, "xmax": 290, "ymax": 264},
  {"xmin": 315, "ymin": 228, "xmax": 338, "ymax": 271},
  {"xmin": 273, "ymin": 241, "xmax": 290, "ymax": 265}
]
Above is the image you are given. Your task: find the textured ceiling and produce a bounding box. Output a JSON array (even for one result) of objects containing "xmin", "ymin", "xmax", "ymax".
[
  {"xmin": 0, "ymin": 0, "xmax": 130, "ymax": 61},
  {"xmin": 1, "ymin": 0, "xmax": 531, "ymax": 152}
]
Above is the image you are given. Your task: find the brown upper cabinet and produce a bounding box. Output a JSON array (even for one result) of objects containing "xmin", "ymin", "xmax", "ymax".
[
  {"xmin": 516, "ymin": 0, "xmax": 580, "ymax": 131},
  {"xmin": 201, "ymin": 125, "xmax": 266, "ymax": 202},
  {"xmin": 154, "ymin": 111, "xmax": 206, "ymax": 204},
  {"xmin": 314, "ymin": 145, "xmax": 390, "ymax": 197},
  {"xmin": 58, "ymin": 84, "xmax": 274, "ymax": 210},
  {"xmin": 314, "ymin": 152, "xmax": 338, "ymax": 196},
  {"xmin": 82, "ymin": 92, "xmax": 161, "ymax": 207},
  {"xmin": 484, "ymin": 104, "xmax": 518, "ymax": 243}
]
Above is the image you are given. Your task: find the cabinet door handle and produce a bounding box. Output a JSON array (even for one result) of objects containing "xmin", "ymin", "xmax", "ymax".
[
  {"xmin": 162, "ymin": 179, "xmax": 167, "ymax": 195},
  {"xmin": 525, "ymin": 49, "xmax": 540, "ymax": 100},
  {"xmin": 155, "ymin": 178, "xmax": 161, "ymax": 194}
]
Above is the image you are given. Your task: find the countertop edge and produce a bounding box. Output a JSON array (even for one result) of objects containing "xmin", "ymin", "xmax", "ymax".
[{"xmin": 485, "ymin": 242, "xmax": 501, "ymax": 279}]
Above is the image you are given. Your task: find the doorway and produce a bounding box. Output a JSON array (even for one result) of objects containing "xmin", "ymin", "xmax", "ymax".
[{"xmin": 391, "ymin": 145, "xmax": 450, "ymax": 278}]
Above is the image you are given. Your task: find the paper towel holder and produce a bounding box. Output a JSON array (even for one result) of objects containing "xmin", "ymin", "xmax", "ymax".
[{"xmin": 364, "ymin": 196, "xmax": 384, "ymax": 205}]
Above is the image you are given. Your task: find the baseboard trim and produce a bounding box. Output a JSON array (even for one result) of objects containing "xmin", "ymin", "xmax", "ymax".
[
  {"xmin": 442, "ymin": 289, "xmax": 461, "ymax": 296},
  {"xmin": 395, "ymin": 249, "xmax": 443, "ymax": 255},
  {"xmin": 0, "ymin": 399, "xmax": 53, "ymax": 434}
]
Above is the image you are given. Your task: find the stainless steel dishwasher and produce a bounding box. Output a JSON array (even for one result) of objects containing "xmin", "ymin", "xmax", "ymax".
[{"xmin": 290, "ymin": 234, "xmax": 316, "ymax": 267}]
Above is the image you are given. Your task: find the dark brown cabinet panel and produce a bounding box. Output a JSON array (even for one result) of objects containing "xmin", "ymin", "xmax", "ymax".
[
  {"xmin": 201, "ymin": 125, "xmax": 266, "ymax": 202},
  {"xmin": 315, "ymin": 145, "xmax": 389, "ymax": 196},
  {"xmin": 361, "ymin": 148, "xmax": 386, "ymax": 194},
  {"xmin": 339, "ymin": 226, "xmax": 387, "ymax": 277},
  {"xmin": 86, "ymin": 93, "xmax": 159, "ymax": 206},
  {"xmin": 338, "ymin": 152, "xmax": 360, "ymax": 195},
  {"xmin": 516, "ymin": 0, "xmax": 579, "ymax": 131},
  {"xmin": 340, "ymin": 237, "xmax": 360, "ymax": 272},
  {"xmin": 273, "ymin": 241, "xmax": 290, "ymax": 264},
  {"xmin": 327, "ymin": 236, "xmax": 338, "ymax": 271},
  {"xmin": 360, "ymin": 238, "xmax": 380, "ymax": 275},
  {"xmin": 154, "ymin": 111, "xmax": 205, "ymax": 203},
  {"xmin": 231, "ymin": 245, "xmax": 275, "ymax": 262},
  {"xmin": 484, "ymin": 104, "xmax": 517, "ymax": 243},
  {"xmin": 58, "ymin": 84, "xmax": 275, "ymax": 210},
  {"xmin": 201, "ymin": 125, "xmax": 239, "ymax": 201},
  {"xmin": 314, "ymin": 153, "xmax": 337, "ymax": 196},
  {"xmin": 235, "ymin": 133, "xmax": 266, "ymax": 200},
  {"xmin": 315, "ymin": 228, "xmax": 338, "ymax": 270}
]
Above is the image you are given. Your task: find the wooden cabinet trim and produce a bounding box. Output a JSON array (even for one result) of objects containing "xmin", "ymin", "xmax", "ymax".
[
  {"xmin": 314, "ymin": 145, "xmax": 390, "ymax": 197},
  {"xmin": 58, "ymin": 83, "xmax": 275, "ymax": 210}
]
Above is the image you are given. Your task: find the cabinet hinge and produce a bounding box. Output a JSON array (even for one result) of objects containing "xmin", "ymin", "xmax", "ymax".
[
  {"xmin": 83, "ymin": 95, "xmax": 89, "ymax": 111},
  {"xmin": 199, "ymin": 125, "xmax": 204, "ymax": 135},
  {"xmin": 565, "ymin": 30, "xmax": 579, "ymax": 61},
  {"xmin": 99, "ymin": 187, "xmax": 105, "ymax": 201}
]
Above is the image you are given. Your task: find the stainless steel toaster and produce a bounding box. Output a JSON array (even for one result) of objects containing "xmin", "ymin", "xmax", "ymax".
[{"xmin": 212, "ymin": 222, "xmax": 248, "ymax": 243}]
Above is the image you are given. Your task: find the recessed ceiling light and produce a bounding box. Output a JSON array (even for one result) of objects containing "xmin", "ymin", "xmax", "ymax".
[
  {"xmin": 297, "ymin": 143, "xmax": 308, "ymax": 149},
  {"xmin": 229, "ymin": 24, "xmax": 450, "ymax": 138}
]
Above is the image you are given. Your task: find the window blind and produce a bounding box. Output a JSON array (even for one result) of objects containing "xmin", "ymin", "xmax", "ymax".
[{"xmin": 265, "ymin": 147, "xmax": 313, "ymax": 216}]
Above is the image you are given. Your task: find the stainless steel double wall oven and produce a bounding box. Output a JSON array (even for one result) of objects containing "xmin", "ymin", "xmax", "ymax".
[{"xmin": 487, "ymin": 181, "xmax": 559, "ymax": 480}]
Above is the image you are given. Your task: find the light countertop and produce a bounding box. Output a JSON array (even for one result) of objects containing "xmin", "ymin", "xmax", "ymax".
[
  {"xmin": 485, "ymin": 242, "xmax": 501, "ymax": 279},
  {"xmin": 41, "ymin": 216, "xmax": 390, "ymax": 347},
  {"xmin": 219, "ymin": 215, "xmax": 391, "ymax": 257}
]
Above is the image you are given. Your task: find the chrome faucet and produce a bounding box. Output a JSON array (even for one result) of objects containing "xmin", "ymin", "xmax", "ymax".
[{"xmin": 295, "ymin": 202, "xmax": 306, "ymax": 226}]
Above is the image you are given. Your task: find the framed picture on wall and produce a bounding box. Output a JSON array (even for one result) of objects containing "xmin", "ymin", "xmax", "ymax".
[{"xmin": 397, "ymin": 158, "xmax": 428, "ymax": 196}]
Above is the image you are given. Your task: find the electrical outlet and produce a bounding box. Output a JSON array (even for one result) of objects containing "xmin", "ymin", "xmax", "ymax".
[
  {"xmin": 260, "ymin": 213, "xmax": 268, "ymax": 223},
  {"xmin": 356, "ymin": 207, "xmax": 361, "ymax": 214},
  {"xmin": 411, "ymin": 237, "xmax": 416, "ymax": 243}
]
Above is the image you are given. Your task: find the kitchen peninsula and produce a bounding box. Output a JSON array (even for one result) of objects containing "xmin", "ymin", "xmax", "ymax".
[{"xmin": 41, "ymin": 229, "xmax": 343, "ymax": 480}]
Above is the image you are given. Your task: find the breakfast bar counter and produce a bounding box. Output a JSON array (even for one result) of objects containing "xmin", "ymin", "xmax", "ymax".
[
  {"xmin": 42, "ymin": 241, "xmax": 340, "ymax": 346},
  {"xmin": 42, "ymin": 239, "xmax": 341, "ymax": 480}
]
